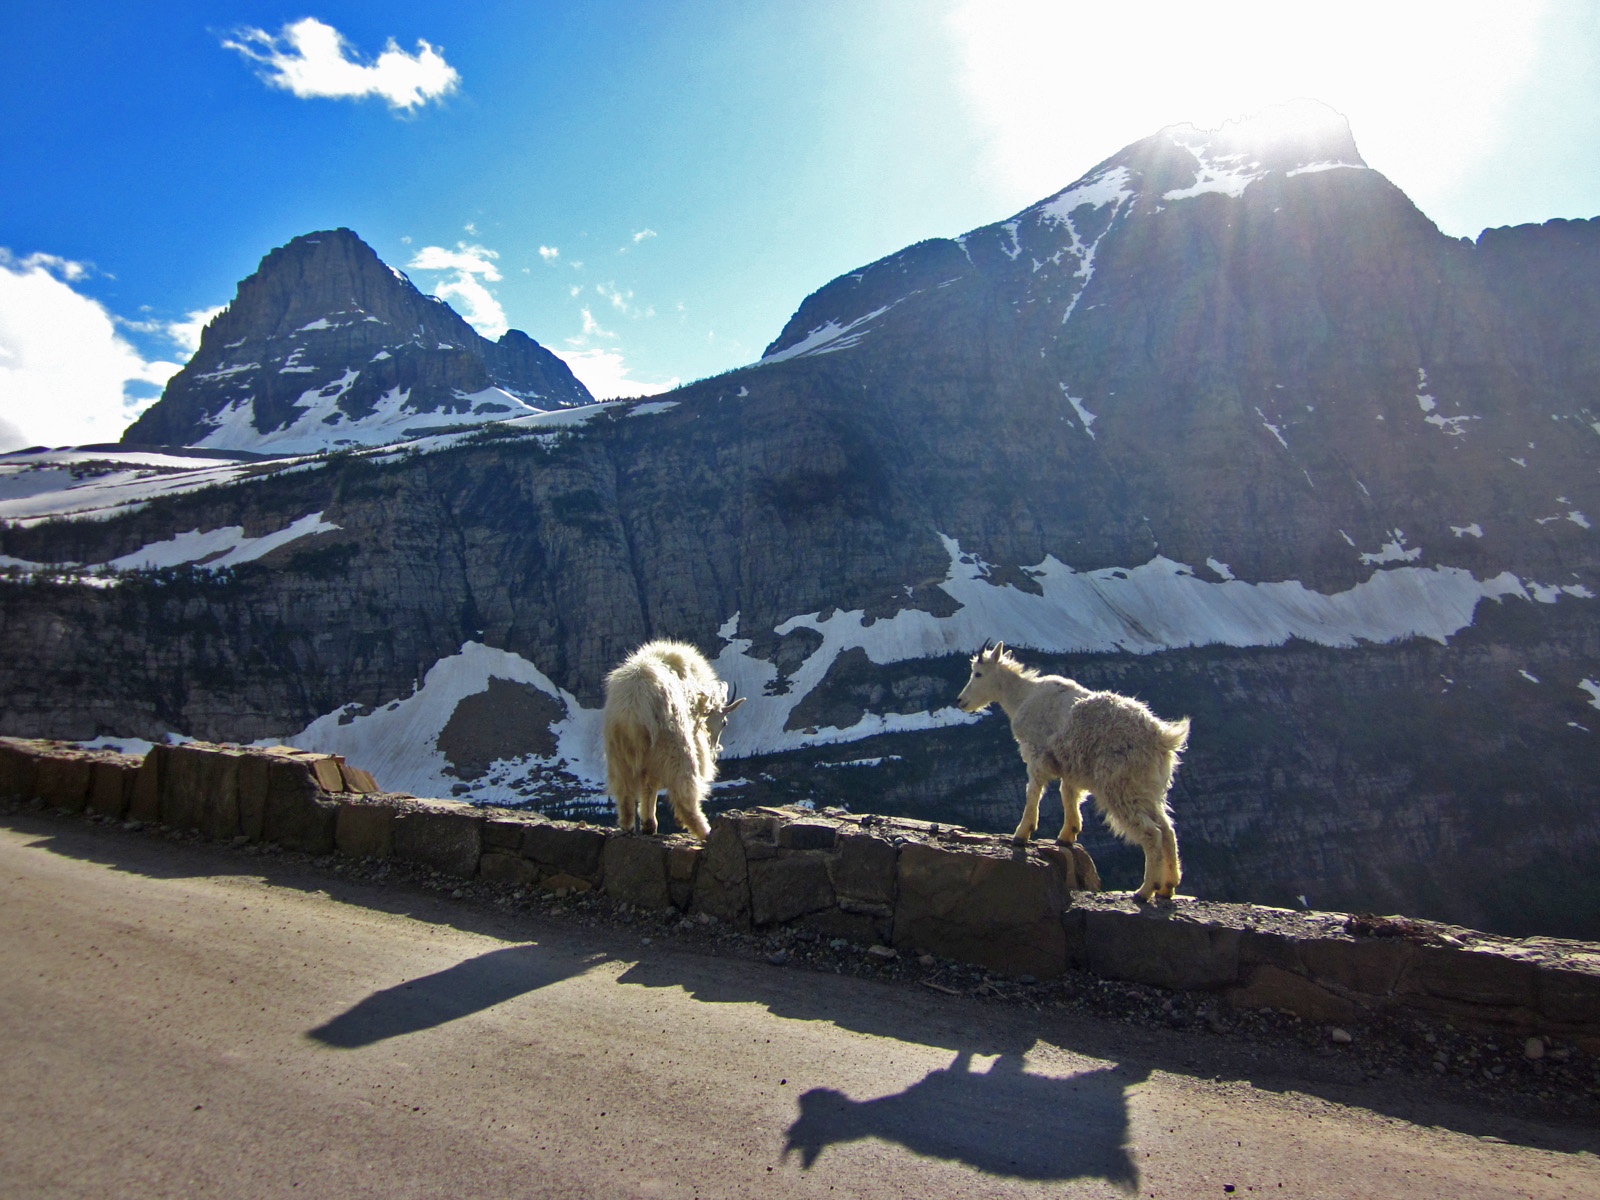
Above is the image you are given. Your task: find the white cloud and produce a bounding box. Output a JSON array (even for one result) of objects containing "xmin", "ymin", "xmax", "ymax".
[
  {"xmin": 597, "ymin": 282, "xmax": 636, "ymax": 314},
  {"xmin": 222, "ymin": 17, "xmax": 460, "ymax": 112},
  {"xmin": 553, "ymin": 348, "xmax": 678, "ymax": 401},
  {"xmin": 464, "ymin": 221, "xmax": 477, "ymax": 235},
  {"xmin": 165, "ymin": 306, "xmax": 226, "ymax": 357},
  {"xmin": 632, "ymin": 229, "xmax": 657, "ymax": 244},
  {"xmin": 408, "ymin": 242, "xmax": 501, "ymax": 279},
  {"xmin": 577, "ymin": 308, "xmax": 615, "ymax": 340},
  {"xmin": 539, "ymin": 245, "xmax": 560, "ymax": 260},
  {"xmin": 407, "ymin": 242, "xmax": 507, "ymax": 338},
  {"xmin": 0, "ymin": 251, "xmax": 180, "ymax": 452}
]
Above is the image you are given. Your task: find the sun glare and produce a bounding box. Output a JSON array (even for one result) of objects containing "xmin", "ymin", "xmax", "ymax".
[{"xmin": 948, "ymin": 0, "xmax": 1543, "ymax": 221}]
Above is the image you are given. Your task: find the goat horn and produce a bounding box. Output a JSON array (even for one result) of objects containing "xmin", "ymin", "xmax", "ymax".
[
  {"xmin": 727, "ymin": 682, "xmax": 739, "ymax": 704},
  {"xmin": 979, "ymin": 638, "xmax": 995, "ymax": 655}
]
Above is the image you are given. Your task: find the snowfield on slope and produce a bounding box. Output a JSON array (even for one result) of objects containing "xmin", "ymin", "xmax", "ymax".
[{"xmin": 271, "ymin": 533, "xmax": 1574, "ymax": 804}]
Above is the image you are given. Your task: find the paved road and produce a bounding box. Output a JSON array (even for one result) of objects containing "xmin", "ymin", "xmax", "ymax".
[{"xmin": 2, "ymin": 815, "xmax": 1596, "ymax": 1199}]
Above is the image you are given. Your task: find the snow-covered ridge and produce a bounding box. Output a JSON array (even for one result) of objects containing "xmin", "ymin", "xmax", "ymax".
[
  {"xmin": 1036, "ymin": 167, "xmax": 1134, "ymax": 222},
  {"xmin": 760, "ymin": 303, "xmax": 895, "ymax": 365},
  {"xmin": 0, "ymin": 402, "xmax": 621, "ymax": 527},
  {"xmin": 107, "ymin": 512, "xmax": 340, "ymax": 571},
  {"xmin": 0, "ymin": 511, "xmax": 339, "ymax": 578},
  {"xmin": 0, "ymin": 452, "xmax": 263, "ymax": 527},
  {"xmin": 272, "ymin": 533, "xmax": 1584, "ymax": 803},
  {"xmin": 194, "ymin": 383, "xmax": 545, "ymax": 457}
]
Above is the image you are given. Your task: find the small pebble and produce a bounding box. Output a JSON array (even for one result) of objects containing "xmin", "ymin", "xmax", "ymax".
[
  {"xmin": 1524, "ymin": 1037, "xmax": 1545, "ymax": 1060},
  {"xmin": 765, "ymin": 950, "xmax": 790, "ymax": 966},
  {"xmin": 1330, "ymin": 1027, "xmax": 1353, "ymax": 1044},
  {"xmin": 918, "ymin": 954, "xmax": 935, "ymax": 967},
  {"xmin": 867, "ymin": 945, "xmax": 897, "ymax": 959},
  {"xmin": 451, "ymin": 888, "xmax": 465, "ymax": 899}
]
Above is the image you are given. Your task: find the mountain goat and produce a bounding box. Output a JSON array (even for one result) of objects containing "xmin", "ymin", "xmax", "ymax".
[
  {"xmin": 602, "ymin": 640, "xmax": 746, "ymax": 840},
  {"xmin": 956, "ymin": 641, "xmax": 1189, "ymax": 902}
]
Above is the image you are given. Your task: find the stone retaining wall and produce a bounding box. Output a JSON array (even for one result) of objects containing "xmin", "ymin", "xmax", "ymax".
[{"xmin": 5, "ymin": 736, "xmax": 1596, "ymax": 1048}]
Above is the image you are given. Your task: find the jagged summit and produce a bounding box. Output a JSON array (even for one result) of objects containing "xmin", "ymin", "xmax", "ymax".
[
  {"xmin": 1156, "ymin": 97, "xmax": 1364, "ymax": 173},
  {"xmin": 121, "ymin": 228, "xmax": 591, "ymax": 455},
  {"xmin": 762, "ymin": 101, "xmax": 1378, "ymax": 364}
]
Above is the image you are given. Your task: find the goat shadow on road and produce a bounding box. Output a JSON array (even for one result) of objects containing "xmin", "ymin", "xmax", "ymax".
[
  {"xmin": 784, "ymin": 1050, "xmax": 1146, "ymax": 1189},
  {"xmin": 306, "ymin": 943, "xmax": 587, "ymax": 1048},
  {"xmin": 13, "ymin": 812, "xmax": 1599, "ymax": 1165},
  {"xmin": 616, "ymin": 955, "xmax": 1148, "ymax": 1188}
]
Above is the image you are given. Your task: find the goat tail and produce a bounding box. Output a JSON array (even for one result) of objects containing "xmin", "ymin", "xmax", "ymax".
[{"xmin": 1158, "ymin": 716, "xmax": 1191, "ymax": 757}]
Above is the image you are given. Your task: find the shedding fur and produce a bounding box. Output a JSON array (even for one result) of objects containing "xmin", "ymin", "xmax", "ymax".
[
  {"xmin": 956, "ymin": 641, "xmax": 1189, "ymax": 901},
  {"xmin": 602, "ymin": 639, "xmax": 745, "ymax": 840}
]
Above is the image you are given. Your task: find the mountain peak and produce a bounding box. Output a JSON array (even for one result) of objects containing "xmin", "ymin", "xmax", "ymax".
[
  {"xmin": 122, "ymin": 228, "xmax": 591, "ymax": 454},
  {"xmin": 1159, "ymin": 98, "xmax": 1363, "ymax": 173}
]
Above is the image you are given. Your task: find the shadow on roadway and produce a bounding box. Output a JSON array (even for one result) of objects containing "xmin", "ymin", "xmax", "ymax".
[
  {"xmin": 3, "ymin": 812, "xmax": 536, "ymax": 943},
  {"xmin": 616, "ymin": 955, "xmax": 1148, "ymax": 1188},
  {"xmin": 306, "ymin": 943, "xmax": 586, "ymax": 1048},
  {"xmin": 783, "ymin": 1050, "xmax": 1146, "ymax": 1189},
  {"xmin": 10, "ymin": 810, "xmax": 1598, "ymax": 1165}
]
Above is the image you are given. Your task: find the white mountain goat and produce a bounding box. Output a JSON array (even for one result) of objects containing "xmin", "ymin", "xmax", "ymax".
[
  {"xmin": 602, "ymin": 640, "xmax": 746, "ymax": 840},
  {"xmin": 956, "ymin": 641, "xmax": 1190, "ymax": 901}
]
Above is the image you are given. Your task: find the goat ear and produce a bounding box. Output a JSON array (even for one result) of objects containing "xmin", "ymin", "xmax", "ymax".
[
  {"xmin": 723, "ymin": 696, "xmax": 747, "ymax": 713},
  {"xmin": 992, "ymin": 641, "xmax": 1006, "ymax": 659}
]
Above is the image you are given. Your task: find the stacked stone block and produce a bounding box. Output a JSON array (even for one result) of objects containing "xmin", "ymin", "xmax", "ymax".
[{"xmin": 3, "ymin": 736, "xmax": 1597, "ymax": 1048}]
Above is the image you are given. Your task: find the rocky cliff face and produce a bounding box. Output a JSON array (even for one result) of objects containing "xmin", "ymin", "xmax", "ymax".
[
  {"xmin": 120, "ymin": 229, "xmax": 592, "ymax": 454},
  {"xmin": 4, "ymin": 103, "xmax": 1597, "ymax": 937}
]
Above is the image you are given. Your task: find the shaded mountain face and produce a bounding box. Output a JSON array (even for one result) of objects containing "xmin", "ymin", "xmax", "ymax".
[
  {"xmin": 120, "ymin": 229, "xmax": 592, "ymax": 454},
  {"xmin": 5, "ymin": 103, "xmax": 1598, "ymax": 937}
]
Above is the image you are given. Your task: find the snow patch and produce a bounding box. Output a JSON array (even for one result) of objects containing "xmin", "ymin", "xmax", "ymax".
[
  {"xmin": 761, "ymin": 305, "xmax": 893, "ymax": 364},
  {"xmin": 1580, "ymin": 680, "xmax": 1600, "ymax": 710},
  {"xmin": 629, "ymin": 401, "xmax": 679, "ymax": 417},
  {"xmin": 1451, "ymin": 524, "xmax": 1483, "ymax": 539},
  {"xmin": 1163, "ymin": 145, "xmax": 1265, "ymax": 201},
  {"xmin": 1286, "ymin": 161, "xmax": 1366, "ymax": 177},
  {"xmin": 195, "ymin": 382, "xmax": 546, "ymax": 456},
  {"xmin": 1206, "ymin": 557, "xmax": 1235, "ymax": 581},
  {"xmin": 1061, "ymin": 386, "xmax": 1097, "ymax": 438},
  {"xmin": 272, "ymin": 641, "xmax": 606, "ymax": 806},
  {"xmin": 999, "ymin": 220, "xmax": 1023, "ymax": 260},
  {"xmin": 1037, "ymin": 167, "xmax": 1133, "ymax": 221},
  {"xmin": 1524, "ymin": 581, "xmax": 1594, "ymax": 603},
  {"xmin": 1359, "ymin": 531, "xmax": 1421, "ymax": 566},
  {"xmin": 107, "ymin": 511, "xmax": 340, "ymax": 571},
  {"xmin": 1255, "ymin": 408, "xmax": 1289, "ymax": 449}
]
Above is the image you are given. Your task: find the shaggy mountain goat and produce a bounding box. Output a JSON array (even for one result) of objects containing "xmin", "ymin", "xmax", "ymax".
[
  {"xmin": 956, "ymin": 641, "xmax": 1190, "ymax": 902},
  {"xmin": 602, "ymin": 640, "xmax": 745, "ymax": 840}
]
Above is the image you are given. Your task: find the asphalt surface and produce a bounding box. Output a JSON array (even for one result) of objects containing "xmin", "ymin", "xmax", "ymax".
[{"xmin": 2, "ymin": 812, "xmax": 1597, "ymax": 1199}]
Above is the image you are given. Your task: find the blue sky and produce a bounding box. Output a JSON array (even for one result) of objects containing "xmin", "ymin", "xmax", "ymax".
[{"xmin": 4, "ymin": 2, "xmax": 1599, "ymax": 450}]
